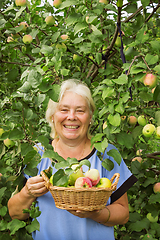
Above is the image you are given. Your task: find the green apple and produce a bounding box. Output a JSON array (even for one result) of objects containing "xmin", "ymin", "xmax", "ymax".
[
  {"xmin": 73, "ymin": 54, "xmax": 82, "ymax": 62},
  {"xmin": 0, "ymin": 128, "xmax": 4, "ymax": 137},
  {"xmin": 96, "ymin": 177, "xmax": 111, "ymax": 188},
  {"xmin": 138, "ymin": 115, "xmax": 147, "ymax": 126},
  {"xmin": 23, "ymin": 35, "xmax": 33, "ymax": 44},
  {"xmin": 142, "ymin": 124, "xmax": 155, "ymax": 137},
  {"xmin": 15, "ymin": 0, "xmax": 26, "ymax": 6},
  {"xmin": 143, "ymin": 73, "xmax": 157, "ymax": 89},
  {"xmin": 45, "ymin": 16, "xmax": 55, "ymax": 26},
  {"xmin": 153, "ymin": 182, "xmax": 160, "ymax": 193},
  {"xmin": 53, "ymin": 0, "xmax": 62, "ymax": 8},
  {"xmin": 68, "ymin": 164, "xmax": 84, "ymax": 186},
  {"xmin": 19, "ymin": 22, "xmax": 28, "ymax": 32},
  {"xmin": 155, "ymin": 126, "xmax": 160, "ymax": 139},
  {"xmin": 115, "ymin": 36, "xmax": 121, "ymax": 47},
  {"xmin": 4, "ymin": 138, "xmax": 15, "ymax": 148},
  {"xmin": 128, "ymin": 116, "xmax": 137, "ymax": 126},
  {"xmin": 147, "ymin": 213, "xmax": 158, "ymax": 223},
  {"xmin": 56, "ymin": 43, "xmax": 67, "ymax": 51}
]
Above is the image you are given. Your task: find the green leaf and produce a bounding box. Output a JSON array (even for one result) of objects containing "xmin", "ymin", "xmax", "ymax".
[
  {"xmin": 141, "ymin": 0, "xmax": 150, "ymax": 8},
  {"xmin": 60, "ymin": 69, "xmax": 70, "ymax": 76},
  {"xmin": 102, "ymin": 87, "xmax": 115, "ymax": 100},
  {"xmin": 155, "ymin": 111, "xmax": 160, "ymax": 126},
  {"xmin": 117, "ymin": 132, "xmax": 134, "ymax": 149},
  {"xmin": 107, "ymin": 149, "xmax": 122, "ymax": 165},
  {"xmin": 153, "ymin": 85, "xmax": 160, "ymax": 104},
  {"xmin": 42, "ymin": 150, "xmax": 64, "ymax": 162},
  {"xmin": 55, "ymin": 161, "xmax": 70, "ymax": 169},
  {"xmin": 0, "ymin": 187, "xmax": 7, "ymax": 200},
  {"xmin": 150, "ymin": 40, "xmax": 160, "ymax": 51},
  {"xmin": 53, "ymin": 169, "xmax": 68, "ymax": 186},
  {"xmin": 23, "ymin": 150, "xmax": 37, "ymax": 164},
  {"xmin": 74, "ymin": 23, "xmax": 87, "ymax": 35},
  {"xmin": 7, "ymin": 219, "xmax": 26, "ymax": 235},
  {"xmin": 66, "ymin": 13, "xmax": 80, "ymax": 26},
  {"xmin": 102, "ymin": 158, "xmax": 114, "ymax": 171},
  {"xmin": 91, "ymin": 133, "xmax": 104, "ymax": 145},
  {"xmin": 79, "ymin": 159, "xmax": 91, "ymax": 169},
  {"xmin": 0, "ymin": 206, "xmax": 7, "ymax": 217},
  {"xmin": 90, "ymin": 25, "xmax": 102, "ymax": 36},
  {"xmin": 14, "ymin": 6, "xmax": 26, "ymax": 21},
  {"xmin": 94, "ymin": 138, "xmax": 108, "ymax": 153},
  {"xmin": 59, "ymin": 0, "xmax": 77, "ymax": 9},
  {"xmin": 108, "ymin": 113, "xmax": 121, "ymax": 127},
  {"xmin": 51, "ymin": 32, "xmax": 60, "ymax": 43},
  {"xmin": 40, "ymin": 45, "xmax": 53, "ymax": 55},
  {"xmin": 26, "ymin": 219, "xmax": 40, "ymax": 233},
  {"xmin": 9, "ymin": 129, "xmax": 24, "ymax": 140},
  {"xmin": 112, "ymin": 74, "xmax": 128, "ymax": 85},
  {"xmin": 18, "ymin": 82, "xmax": 31, "ymax": 93},
  {"xmin": 149, "ymin": 193, "xmax": 160, "ymax": 204},
  {"xmin": 128, "ymin": 218, "xmax": 150, "ymax": 232},
  {"xmin": 145, "ymin": 54, "xmax": 159, "ymax": 65},
  {"xmin": 139, "ymin": 91, "xmax": 153, "ymax": 102},
  {"xmin": 47, "ymin": 84, "xmax": 60, "ymax": 102}
]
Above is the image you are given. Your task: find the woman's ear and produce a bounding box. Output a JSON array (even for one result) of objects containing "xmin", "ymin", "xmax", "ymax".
[{"xmin": 52, "ymin": 116, "xmax": 54, "ymax": 123}]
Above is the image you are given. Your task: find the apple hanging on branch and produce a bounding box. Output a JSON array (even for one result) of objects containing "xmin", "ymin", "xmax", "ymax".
[
  {"xmin": 23, "ymin": 35, "xmax": 33, "ymax": 44},
  {"xmin": 15, "ymin": 0, "xmax": 26, "ymax": 6},
  {"xmin": 143, "ymin": 73, "xmax": 157, "ymax": 89},
  {"xmin": 142, "ymin": 124, "xmax": 155, "ymax": 137}
]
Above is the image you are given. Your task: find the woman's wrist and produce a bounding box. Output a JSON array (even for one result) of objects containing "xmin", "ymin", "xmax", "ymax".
[{"xmin": 90, "ymin": 206, "xmax": 111, "ymax": 225}]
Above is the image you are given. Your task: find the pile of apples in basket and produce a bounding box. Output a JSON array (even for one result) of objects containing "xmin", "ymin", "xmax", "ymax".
[{"xmin": 49, "ymin": 164, "xmax": 112, "ymax": 189}]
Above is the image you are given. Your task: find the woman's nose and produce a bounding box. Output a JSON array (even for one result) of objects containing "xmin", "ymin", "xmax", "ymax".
[{"xmin": 67, "ymin": 110, "xmax": 77, "ymax": 120}]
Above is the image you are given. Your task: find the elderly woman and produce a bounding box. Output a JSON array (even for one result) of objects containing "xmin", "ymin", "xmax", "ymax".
[{"xmin": 8, "ymin": 79, "xmax": 137, "ymax": 240}]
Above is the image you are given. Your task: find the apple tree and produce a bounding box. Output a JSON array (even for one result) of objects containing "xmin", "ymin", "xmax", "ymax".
[{"xmin": 0, "ymin": 0, "xmax": 160, "ymax": 239}]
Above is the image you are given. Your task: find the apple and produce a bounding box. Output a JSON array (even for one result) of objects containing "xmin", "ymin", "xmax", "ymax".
[
  {"xmin": 19, "ymin": 22, "xmax": 28, "ymax": 32},
  {"xmin": 56, "ymin": 43, "xmax": 67, "ymax": 51},
  {"xmin": 53, "ymin": 0, "xmax": 62, "ymax": 8},
  {"xmin": 121, "ymin": 116, "xmax": 126, "ymax": 122},
  {"xmin": 7, "ymin": 36, "xmax": 15, "ymax": 42},
  {"xmin": 23, "ymin": 35, "xmax": 33, "ymax": 44},
  {"xmin": 103, "ymin": 121, "xmax": 107, "ymax": 129},
  {"xmin": 143, "ymin": 73, "xmax": 157, "ymax": 89},
  {"xmin": 85, "ymin": 169, "xmax": 100, "ymax": 186},
  {"xmin": 128, "ymin": 116, "xmax": 137, "ymax": 126},
  {"xmin": 153, "ymin": 182, "xmax": 160, "ymax": 193},
  {"xmin": 60, "ymin": 34, "xmax": 68, "ymax": 40},
  {"xmin": 132, "ymin": 157, "xmax": 143, "ymax": 163},
  {"xmin": 73, "ymin": 54, "xmax": 82, "ymax": 62},
  {"xmin": 15, "ymin": 0, "xmax": 26, "ymax": 6},
  {"xmin": 147, "ymin": 213, "xmax": 158, "ymax": 223},
  {"xmin": 136, "ymin": 149, "xmax": 142, "ymax": 156},
  {"xmin": 99, "ymin": 0, "xmax": 108, "ymax": 4},
  {"xmin": 142, "ymin": 124, "xmax": 155, "ymax": 137},
  {"xmin": 96, "ymin": 178, "xmax": 111, "ymax": 188},
  {"xmin": 115, "ymin": 36, "xmax": 121, "ymax": 47},
  {"xmin": 0, "ymin": 173, "xmax": 2, "ymax": 180},
  {"xmin": 68, "ymin": 164, "xmax": 84, "ymax": 186},
  {"xmin": 75, "ymin": 177, "xmax": 92, "ymax": 188},
  {"xmin": 45, "ymin": 16, "xmax": 55, "ymax": 26},
  {"xmin": 4, "ymin": 138, "xmax": 15, "ymax": 148},
  {"xmin": 155, "ymin": 126, "xmax": 160, "ymax": 139},
  {"xmin": 0, "ymin": 128, "xmax": 4, "ymax": 137},
  {"xmin": 138, "ymin": 115, "xmax": 147, "ymax": 126}
]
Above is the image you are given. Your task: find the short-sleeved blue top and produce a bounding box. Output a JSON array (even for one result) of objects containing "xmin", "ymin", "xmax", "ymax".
[{"xmin": 25, "ymin": 143, "xmax": 137, "ymax": 240}]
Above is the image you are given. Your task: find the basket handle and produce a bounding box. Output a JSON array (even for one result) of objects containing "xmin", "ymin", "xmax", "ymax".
[
  {"xmin": 110, "ymin": 173, "xmax": 120, "ymax": 191},
  {"xmin": 41, "ymin": 171, "xmax": 51, "ymax": 190}
]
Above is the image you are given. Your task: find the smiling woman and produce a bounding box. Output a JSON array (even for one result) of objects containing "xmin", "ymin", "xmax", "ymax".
[{"xmin": 8, "ymin": 79, "xmax": 137, "ymax": 240}]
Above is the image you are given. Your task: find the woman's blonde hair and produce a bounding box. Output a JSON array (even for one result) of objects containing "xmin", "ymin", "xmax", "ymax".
[{"xmin": 46, "ymin": 79, "xmax": 95, "ymax": 139}]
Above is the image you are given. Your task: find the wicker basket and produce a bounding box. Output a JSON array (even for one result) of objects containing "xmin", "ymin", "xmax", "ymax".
[{"xmin": 41, "ymin": 171, "xmax": 120, "ymax": 211}]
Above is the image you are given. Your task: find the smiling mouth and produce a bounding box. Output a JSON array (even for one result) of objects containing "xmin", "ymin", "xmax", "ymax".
[{"xmin": 64, "ymin": 125, "xmax": 79, "ymax": 129}]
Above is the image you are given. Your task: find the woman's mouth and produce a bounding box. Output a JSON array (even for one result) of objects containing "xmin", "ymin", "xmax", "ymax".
[{"xmin": 64, "ymin": 125, "xmax": 79, "ymax": 129}]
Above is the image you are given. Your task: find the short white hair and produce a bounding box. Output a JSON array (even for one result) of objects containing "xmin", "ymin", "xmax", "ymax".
[{"xmin": 46, "ymin": 79, "xmax": 95, "ymax": 139}]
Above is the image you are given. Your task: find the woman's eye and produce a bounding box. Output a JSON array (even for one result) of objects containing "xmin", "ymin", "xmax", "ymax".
[
  {"xmin": 77, "ymin": 109, "xmax": 84, "ymax": 113},
  {"xmin": 61, "ymin": 109, "xmax": 68, "ymax": 112}
]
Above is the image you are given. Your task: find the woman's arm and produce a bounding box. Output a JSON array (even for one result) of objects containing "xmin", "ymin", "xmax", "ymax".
[
  {"xmin": 8, "ymin": 175, "xmax": 48, "ymax": 220},
  {"xmin": 68, "ymin": 192, "xmax": 129, "ymax": 227}
]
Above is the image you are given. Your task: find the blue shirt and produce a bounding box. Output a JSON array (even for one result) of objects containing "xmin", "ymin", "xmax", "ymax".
[{"xmin": 25, "ymin": 143, "xmax": 137, "ymax": 240}]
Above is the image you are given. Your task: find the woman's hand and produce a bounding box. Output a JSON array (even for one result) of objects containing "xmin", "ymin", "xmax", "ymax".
[
  {"xmin": 68, "ymin": 209, "xmax": 101, "ymax": 219},
  {"xmin": 25, "ymin": 175, "xmax": 48, "ymax": 198}
]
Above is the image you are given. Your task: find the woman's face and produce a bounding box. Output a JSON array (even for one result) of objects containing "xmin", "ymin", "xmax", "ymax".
[{"xmin": 52, "ymin": 91, "xmax": 92, "ymax": 142}]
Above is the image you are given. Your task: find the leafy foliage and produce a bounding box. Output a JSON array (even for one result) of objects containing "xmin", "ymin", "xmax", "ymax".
[{"xmin": 0, "ymin": 0, "xmax": 160, "ymax": 239}]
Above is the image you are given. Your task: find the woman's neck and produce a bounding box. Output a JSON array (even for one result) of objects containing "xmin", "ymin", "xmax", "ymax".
[{"xmin": 52, "ymin": 137, "xmax": 92, "ymax": 160}]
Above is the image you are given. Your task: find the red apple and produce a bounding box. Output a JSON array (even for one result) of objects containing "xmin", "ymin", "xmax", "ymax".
[
  {"xmin": 153, "ymin": 182, "xmax": 160, "ymax": 193},
  {"xmin": 15, "ymin": 0, "xmax": 26, "ymax": 6},
  {"xmin": 23, "ymin": 35, "xmax": 33, "ymax": 44},
  {"xmin": 128, "ymin": 116, "xmax": 137, "ymax": 126},
  {"xmin": 143, "ymin": 73, "xmax": 157, "ymax": 89},
  {"xmin": 138, "ymin": 115, "xmax": 147, "ymax": 126},
  {"xmin": 142, "ymin": 124, "xmax": 155, "ymax": 137},
  {"xmin": 75, "ymin": 177, "xmax": 92, "ymax": 188},
  {"xmin": 45, "ymin": 16, "xmax": 55, "ymax": 26},
  {"xmin": 96, "ymin": 178, "xmax": 111, "ymax": 188},
  {"xmin": 19, "ymin": 22, "xmax": 28, "ymax": 32},
  {"xmin": 68, "ymin": 164, "xmax": 84, "ymax": 186},
  {"xmin": 85, "ymin": 169, "xmax": 100, "ymax": 186}
]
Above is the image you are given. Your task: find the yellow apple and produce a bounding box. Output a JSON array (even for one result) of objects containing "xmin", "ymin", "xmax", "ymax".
[{"xmin": 96, "ymin": 177, "xmax": 111, "ymax": 188}]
